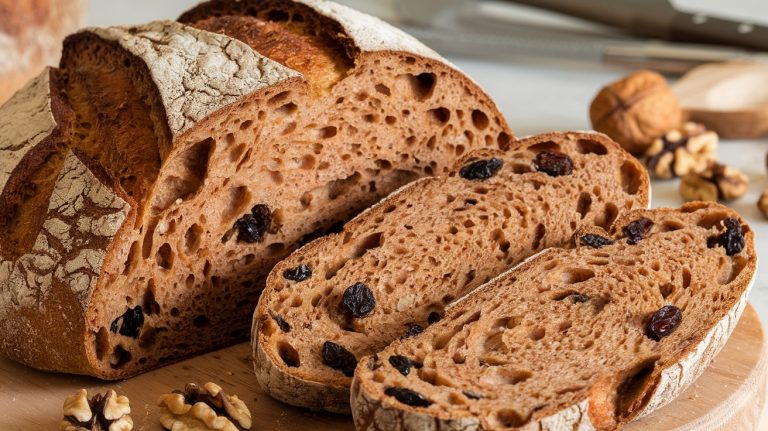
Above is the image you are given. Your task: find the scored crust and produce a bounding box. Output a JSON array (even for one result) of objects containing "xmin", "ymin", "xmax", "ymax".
[
  {"xmin": 350, "ymin": 202, "xmax": 757, "ymax": 430},
  {"xmin": 252, "ymin": 131, "xmax": 650, "ymax": 412},
  {"xmin": 0, "ymin": 0, "xmax": 511, "ymax": 378}
]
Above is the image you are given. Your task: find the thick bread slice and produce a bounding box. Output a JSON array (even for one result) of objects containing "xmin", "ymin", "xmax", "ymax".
[
  {"xmin": 253, "ymin": 131, "xmax": 650, "ymax": 412},
  {"xmin": 0, "ymin": 0, "xmax": 510, "ymax": 379},
  {"xmin": 351, "ymin": 202, "xmax": 757, "ymax": 430}
]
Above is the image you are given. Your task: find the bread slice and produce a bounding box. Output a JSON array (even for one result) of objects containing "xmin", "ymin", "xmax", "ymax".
[
  {"xmin": 252, "ymin": 131, "xmax": 650, "ymax": 412},
  {"xmin": 351, "ymin": 202, "xmax": 757, "ymax": 430},
  {"xmin": 0, "ymin": 0, "xmax": 511, "ymax": 379}
]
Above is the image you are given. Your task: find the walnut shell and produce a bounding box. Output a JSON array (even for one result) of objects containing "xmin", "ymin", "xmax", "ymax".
[{"xmin": 590, "ymin": 70, "xmax": 683, "ymax": 155}]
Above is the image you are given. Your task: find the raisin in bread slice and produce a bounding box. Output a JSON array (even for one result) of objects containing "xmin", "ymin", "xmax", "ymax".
[
  {"xmin": 351, "ymin": 202, "xmax": 757, "ymax": 430},
  {"xmin": 253, "ymin": 131, "xmax": 650, "ymax": 412},
  {"xmin": 0, "ymin": 0, "xmax": 511, "ymax": 379}
]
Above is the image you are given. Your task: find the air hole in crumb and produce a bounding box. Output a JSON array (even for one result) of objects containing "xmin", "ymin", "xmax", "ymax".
[
  {"xmin": 316, "ymin": 126, "xmax": 337, "ymax": 139},
  {"xmin": 532, "ymin": 224, "xmax": 546, "ymax": 249},
  {"xmin": 659, "ymin": 284, "xmax": 674, "ymax": 299},
  {"xmin": 620, "ymin": 161, "xmax": 643, "ymax": 195},
  {"xmin": 616, "ymin": 357, "xmax": 660, "ymax": 421},
  {"xmin": 374, "ymin": 83, "xmax": 391, "ymax": 96},
  {"xmin": 278, "ymin": 341, "xmax": 300, "ymax": 367},
  {"xmin": 95, "ymin": 328, "xmax": 109, "ymax": 361},
  {"xmin": 577, "ymin": 192, "xmax": 592, "ymax": 219},
  {"xmin": 494, "ymin": 409, "xmax": 526, "ymax": 428},
  {"xmin": 240, "ymin": 120, "xmax": 254, "ymax": 130},
  {"xmin": 560, "ymin": 268, "xmax": 595, "ymax": 284},
  {"xmin": 429, "ymin": 107, "xmax": 451, "ymax": 124},
  {"xmin": 403, "ymin": 72, "xmax": 436, "ymax": 100},
  {"xmin": 184, "ymin": 224, "xmax": 203, "ymax": 254},
  {"xmin": 528, "ymin": 140, "xmax": 560, "ymax": 153},
  {"xmin": 110, "ymin": 345, "xmax": 132, "ymax": 369},
  {"xmin": 596, "ymin": 203, "xmax": 619, "ymax": 230},
  {"xmin": 577, "ymin": 139, "xmax": 608, "ymax": 155},
  {"xmin": 276, "ymin": 102, "xmax": 298, "ymax": 117},
  {"xmin": 328, "ymin": 172, "xmax": 361, "ymax": 200},
  {"xmin": 224, "ymin": 186, "xmax": 251, "ymax": 222},
  {"xmin": 156, "ymin": 243, "xmax": 174, "ymax": 270},
  {"xmin": 471, "ymin": 110, "xmax": 489, "ymax": 130},
  {"xmin": 152, "ymin": 138, "xmax": 212, "ymax": 211},
  {"xmin": 498, "ymin": 132, "xmax": 512, "ymax": 151}
]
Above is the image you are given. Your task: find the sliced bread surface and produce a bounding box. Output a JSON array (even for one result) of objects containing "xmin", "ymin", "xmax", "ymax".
[
  {"xmin": 0, "ymin": 0, "xmax": 510, "ymax": 379},
  {"xmin": 252, "ymin": 131, "xmax": 650, "ymax": 412},
  {"xmin": 351, "ymin": 203, "xmax": 757, "ymax": 430}
]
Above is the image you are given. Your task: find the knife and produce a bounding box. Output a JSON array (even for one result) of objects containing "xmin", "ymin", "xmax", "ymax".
[
  {"xmin": 506, "ymin": 0, "xmax": 768, "ymax": 52},
  {"xmin": 378, "ymin": 0, "xmax": 768, "ymax": 74}
]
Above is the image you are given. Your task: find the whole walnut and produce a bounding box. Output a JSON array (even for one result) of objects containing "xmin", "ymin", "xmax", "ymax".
[{"xmin": 590, "ymin": 70, "xmax": 683, "ymax": 155}]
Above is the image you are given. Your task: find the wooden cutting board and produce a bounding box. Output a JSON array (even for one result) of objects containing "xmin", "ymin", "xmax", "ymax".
[{"xmin": 1, "ymin": 304, "xmax": 765, "ymax": 430}]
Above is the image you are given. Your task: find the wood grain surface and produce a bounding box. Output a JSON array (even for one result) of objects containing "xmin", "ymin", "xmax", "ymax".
[{"xmin": 1, "ymin": 304, "xmax": 765, "ymax": 430}]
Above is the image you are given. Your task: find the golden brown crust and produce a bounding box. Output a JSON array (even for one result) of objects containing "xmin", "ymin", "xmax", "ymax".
[{"xmin": 590, "ymin": 71, "xmax": 683, "ymax": 155}]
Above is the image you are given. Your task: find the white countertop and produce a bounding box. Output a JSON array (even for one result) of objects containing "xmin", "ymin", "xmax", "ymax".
[{"xmin": 87, "ymin": 1, "xmax": 768, "ymax": 323}]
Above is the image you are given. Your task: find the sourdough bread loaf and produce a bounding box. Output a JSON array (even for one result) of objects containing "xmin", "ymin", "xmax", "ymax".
[
  {"xmin": 0, "ymin": 0, "xmax": 87, "ymax": 104},
  {"xmin": 252, "ymin": 131, "xmax": 650, "ymax": 412},
  {"xmin": 0, "ymin": 0, "xmax": 510, "ymax": 379},
  {"xmin": 351, "ymin": 203, "xmax": 757, "ymax": 430}
]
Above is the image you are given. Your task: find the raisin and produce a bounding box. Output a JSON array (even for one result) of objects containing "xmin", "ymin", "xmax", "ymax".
[
  {"xmin": 384, "ymin": 387, "xmax": 432, "ymax": 407},
  {"xmin": 322, "ymin": 341, "xmax": 357, "ymax": 376},
  {"xmin": 283, "ymin": 264, "xmax": 312, "ymax": 282},
  {"xmin": 342, "ymin": 282, "xmax": 376, "ymax": 318},
  {"xmin": 271, "ymin": 313, "xmax": 291, "ymax": 333},
  {"xmin": 403, "ymin": 324, "xmax": 424, "ymax": 338},
  {"xmin": 459, "ymin": 158, "xmax": 503, "ymax": 181},
  {"xmin": 533, "ymin": 151, "xmax": 573, "ymax": 177},
  {"xmin": 623, "ymin": 217, "xmax": 654, "ymax": 244},
  {"xmin": 463, "ymin": 390, "xmax": 483, "ymax": 400},
  {"xmin": 427, "ymin": 311, "xmax": 442, "ymax": 324},
  {"xmin": 388, "ymin": 355, "xmax": 412, "ymax": 376},
  {"xmin": 707, "ymin": 218, "xmax": 745, "ymax": 256},
  {"xmin": 645, "ymin": 305, "xmax": 682, "ymax": 341},
  {"xmin": 579, "ymin": 234, "xmax": 615, "ymax": 248},
  {"xmin": 234, "ymin": 204, "xmax": 272, "ymax": 243},
  {"xmin": 110, "ymin": 306, "xmax": 144, "ymax": 338}
]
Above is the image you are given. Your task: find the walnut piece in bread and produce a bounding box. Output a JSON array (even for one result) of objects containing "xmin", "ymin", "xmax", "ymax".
[
  {"xmin": 0, "ymin": 0, "xmax": 511, "ymax": 379},
  {"xmin": 351, "ymin": 203, "xmax": 756, "ymax": 431},
  {"xmin": 680, "ymin": 162, "xmax": 749, "ymax": 202},
  {"xmin": 60, "ymin": 389, "xmax": 132, "ymax": 431},
  {"xmin": 590, "ymin": 70, "xmax": 683, "ymax": 155},
  {"xmin": 158, "ymin": 382, "xmax": 251, "ymax": 431},
  {"xmin": 645, "ymin": 122, "xmax": 718, "ymax": 179}
]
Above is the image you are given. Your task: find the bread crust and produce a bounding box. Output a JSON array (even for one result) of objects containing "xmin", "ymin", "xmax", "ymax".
[
  {"xmin": 0, "ymin": 0, "xmax": 512, "ymax": 378},
  {"xmin": 350, "ymin": 203, "xmax": 757, "ymax": 430}
]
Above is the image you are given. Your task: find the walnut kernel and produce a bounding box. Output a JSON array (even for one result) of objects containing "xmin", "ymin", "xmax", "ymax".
[
  {"xmin": 645, "ymin": 122, "xmax": 717, "ymax": 179},
  {"xmin": 680, "ymin": 162, "xmax": 748, "ymax": 202},
  {"xmin": 61, "ymin": 389, "xmax": 133, "ymax": 431},
  {"xmin": 158, "ymin": 382, "xmax": 252, "ymax": 431}
]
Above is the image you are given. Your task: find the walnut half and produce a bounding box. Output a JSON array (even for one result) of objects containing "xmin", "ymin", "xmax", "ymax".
[
  {"xmin": 158, "ymin": 382, "xmax": 252, "ymax": 431},
  {"xmin": 680, "ymin": 162, "xmax": 749, "ymax": 202},
  {"xmin": 60, "ymin": 389, "xmax": 133, "ymax": 431}
]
